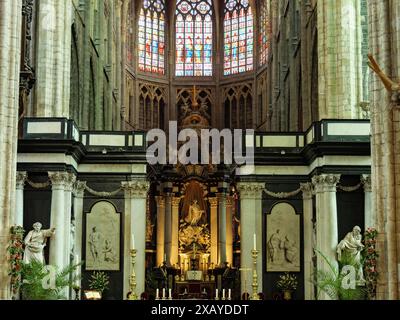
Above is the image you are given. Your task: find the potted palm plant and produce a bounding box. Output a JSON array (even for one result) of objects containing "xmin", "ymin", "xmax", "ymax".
[
  {"xmin": 88, "ymin": 271, "xmax": 110, "ymax": 299},
  {"xmin": 276, "ymin": 272, "xmax": 298, "ymax": 300}
]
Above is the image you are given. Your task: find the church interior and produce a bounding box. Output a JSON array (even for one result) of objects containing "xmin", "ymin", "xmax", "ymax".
[{"xmin": 0, "ymin": 0, "xmax": 400, "ymax": 301}]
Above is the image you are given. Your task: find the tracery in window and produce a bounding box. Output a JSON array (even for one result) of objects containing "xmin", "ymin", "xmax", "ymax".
[
  {"xmin": 138, "ymin": 0, "xmax": 166, "ymax": 74},
  {"xmin": 259, "ymin": 0, "xmax": 271, "ymax": 66},
  {"xmin": 175, "ymin": 0, "xmax": 213, "ymax": 77},
  {"xmin": 224, "ymin": 0, "xmax": 254, "ymax": 75}
]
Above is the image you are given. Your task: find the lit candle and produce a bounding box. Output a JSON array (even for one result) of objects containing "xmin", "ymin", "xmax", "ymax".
[
  {"xmin": 156, "ymin": 288, "xmax": 160, "ymax": 300},
  {"xmin": 253, "ymin": 233, "xmax": 257, "ymax": 251},
  {"xmin": 222, "ymin": 289, "xmax": 226, "ymax": 300},
  {"xmin": 131, "ymin": 235, "xmax": 135, "ymax": 250}
]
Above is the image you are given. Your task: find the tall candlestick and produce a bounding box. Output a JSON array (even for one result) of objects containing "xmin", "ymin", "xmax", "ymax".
[
  {"xmin": 169, "ymin": 288, "xmax": 172, "ymax": 300},
  {"xmin": 156, "ymin": 288, "xmax": 160, "ymax": 300},
  {"xmin": 222, "ymin": 289, "xmax": 226, "ymax": 300},
  {"xmin": 228, "ymin": 289, "xmax": 232, "ymax": 300},
  {"xmin": 162, "ymin": 288, "xmax": 166, "ymax": 300},
  {"xmin": 253, "ymin": 233, "xmax": 257, "ymax": 251},
  {"xmin": 215, "ymin": 289, "xmax": 219, "ymax": 300}
]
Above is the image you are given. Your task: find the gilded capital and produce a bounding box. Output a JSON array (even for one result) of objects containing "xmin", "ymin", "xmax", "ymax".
[
  {"xmin": 208, "ymin": 197, "xmax": 218, "ymax": 208},
  {"xmin": 156, "ymin": 196, "xmax": 165, "ymax": 208},
  {"xmin": 172, "ymin": 197, "xmax": 181, "ymax": 208}
]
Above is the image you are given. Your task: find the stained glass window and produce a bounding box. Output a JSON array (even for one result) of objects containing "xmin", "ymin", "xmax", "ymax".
[
  {"xmin": 224, "ymin": 0, "xmax": 254, "ymax": 76},
  {"xmin": 138, "ymin": 0, "xmax": 166, "ymax": 75},
  {"xmin": 259, "ymin": 1, "xmax": 270, "ymax": 66},
  {"xmin": 175, "ymin": 0, "xmax": 213, "ymax": 77}
]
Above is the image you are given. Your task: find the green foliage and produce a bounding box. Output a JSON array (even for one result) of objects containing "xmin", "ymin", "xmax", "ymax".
[
  {"xmin": 312, "ymin": 250, "xmax": 366, "ymax": 300},
  {"xmin": 21, "ymin": 260, "xmax": 82, "ymax": 300},
  {"xmin": 276, "ymin": 272, "xmax": 298, "ymax": 291},
  {"xmin": 88, "ymin": 271, "xmax": 110, "ymax": 294},
  {"xmin": 8, "ymin": 226, "xmax": 25, "ymax": 294}
]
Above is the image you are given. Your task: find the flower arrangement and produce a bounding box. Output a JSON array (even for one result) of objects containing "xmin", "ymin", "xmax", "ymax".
[
  {"xmin": 88, "ymin": 271, "xmax": 110, "ymax": 295},
  {"xmin": 364, "ymin": 228, "xmax": 379, "ymax": 300},
  {"xmin": 277, "ymin": 272, "xmax": 298, "ymax": 291},
  {"xmin": 8, "ymin": 226, "xmax": 25, "ymax": 295}
]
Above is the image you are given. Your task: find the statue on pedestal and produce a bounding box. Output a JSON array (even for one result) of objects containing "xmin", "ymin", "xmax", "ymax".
[
  {"xmin": 185, "ymin": 200, "xmax": 205, "ymax": 226},
  {"xmin": 336, "ymin": 226, "xmax": 365, "ymax": 285},
  {"xmin": 23, "ymin": 222, "xmax": 55, "ymax": 264}
]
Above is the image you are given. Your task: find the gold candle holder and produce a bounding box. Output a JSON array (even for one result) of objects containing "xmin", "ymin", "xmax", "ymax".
[
  {"xmin": 251, "ymin": 249, "xmax": 260, "ymax": 300},
  {"xmin": 129, "ymin": 249, "xmax": 138, "ymax": 300}
]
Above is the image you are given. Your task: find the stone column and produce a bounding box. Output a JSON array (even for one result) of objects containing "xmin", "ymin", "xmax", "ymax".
[
  {"xmin": 0, "ymin": 0, "xmax": 23, "ymax": 300},
  {"xmin": 368, "ymin": 0, "xmax": 400, "ymax": 300},
  {"xmin": 312, "ymin": 174, "xmax": 341, "ymax": 300},
  {"xmin": 155, "ymin": 196, "xmax": 165, "ymax": 267},
  {"xmin": 218, "ymin": 193, "xmax": 227, "ymax": 266},
  {"xmin": 164, "ymin": 194, "xmax": 172, "ymax": 265},
  {"xmin": 171, "ymin": 197, "xmax": 181, "ymax": 266},
  {"xmin": 122, "ymin": 180, "xmax": 149, "ymax": 299},
  {"xmin": 48, "ymin": 172, "xmax": 68, "ymax": 269},
  {"xmin": 226, "ymin": 196, "xmax": 233, "ymax": 267},
  {"xmin": 63, "ymin": 173, "xmax": 76, "ymax": 268},
  {"xmin": 15, "ymin": 172, "xmax": 27, "ymax": 227},
  {"xmin": 33, "ymin": 0, "xmax": 72, "ymax": 117},
  {"xmin": 317, "ymin": 0, "xmax": 364, "ymax": 119},
  {"xmin": 361, "ymin": 174, "xmax": 373, "ymax": 229},
  {"xmin": 301, "ymin": 182, "xmax": 315, "ymax": 300},
  {"xmin": 73, "ymin": 181, "xmax": 86, "ymax": 290},
  {"xmin": 209, "ymin": 198, "xmax": 218, "ymax": 266},
  {"xmin": 238, "ymin": 182, "xmax": 264, "ymax": 295}
]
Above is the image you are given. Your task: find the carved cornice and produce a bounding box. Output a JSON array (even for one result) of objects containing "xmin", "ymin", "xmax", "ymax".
[
  {"xmin": 16, "ymin": 172, "xmax": 28, "ymax": 189},
  {"xmin": 122, "ymin": 180, "xmax": 150, "ymax": 199},
  {"xmin": 73, "ymin": 181, "xmax": 87, "ymax": 198},
  {"xmin": 300, "ymin": 182, "xmax": 313, "ymax": 200},
  {"xmin": 237, "ymin": 182, "xmax": 265, "ymax": 199},
  {"xmin": 361, "ymin": 174, "xmax": 372, "ymax": 193},
  {"xmin": 311, "ymin": 174, "xmax": 341, "ymax": 193}
]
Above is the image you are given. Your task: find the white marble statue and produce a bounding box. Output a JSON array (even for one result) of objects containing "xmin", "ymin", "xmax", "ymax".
[
  {"xmin": 23, "ymin": 222, "xmax": 55, "ymax": 264},
  {"xmin": 337, "ymin": 226, "xmax": 365, "ymax": 284}
]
